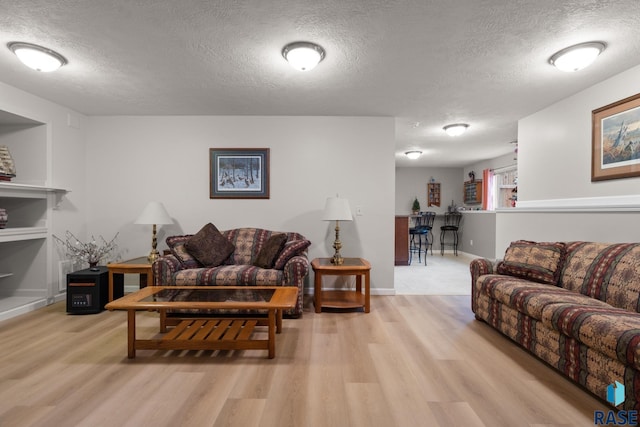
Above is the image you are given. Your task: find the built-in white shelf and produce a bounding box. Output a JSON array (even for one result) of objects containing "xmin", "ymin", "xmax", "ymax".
[
  {"xmin": 0, "ymin": 227, "xmax": 47, "ymax": 243},
  {"xmin": 0, "ymin": 182, "xmax": 68, "ymax": 198}
]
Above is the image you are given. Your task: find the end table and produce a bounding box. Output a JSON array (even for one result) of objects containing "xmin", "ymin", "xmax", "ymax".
[
  {"xmin": 311, "ymin": 257, "xmax": 371, "ymax": 313},
  {"xmin": 107, "ymin": 256, "xmax": 153, "ymax": 302}
]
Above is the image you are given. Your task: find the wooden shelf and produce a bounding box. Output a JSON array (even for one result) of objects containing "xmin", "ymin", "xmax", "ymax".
[
  {"xmin": 428, "ymin": 182, "xmax": 441, "ymax": 207},
  {"xmin": 319, "ymin": 290, "xmax": 365, "ymax": 309},
  {"xmin": 464, "ymin": 181, "xmax": 482, "ymax": 205}
]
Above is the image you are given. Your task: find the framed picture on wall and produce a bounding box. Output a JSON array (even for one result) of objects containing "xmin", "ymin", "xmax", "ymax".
[
  {"xmin": 209, "ymin": 148, "xmax": 270, "ymax": 198},
  {"xmin": 592, "ymin": 92, "xmax": 640, "ymax": 181}
]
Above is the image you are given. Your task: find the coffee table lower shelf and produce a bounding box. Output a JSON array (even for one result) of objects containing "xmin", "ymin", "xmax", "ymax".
[{"xmin": 127, "ymin": 311, "xmax": 280, "ymax": 359}]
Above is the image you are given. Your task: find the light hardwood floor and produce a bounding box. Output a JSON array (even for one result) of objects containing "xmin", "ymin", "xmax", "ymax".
[{"xmin": 0, "ymin": 295, "xmax": 608, "ymax": 427}]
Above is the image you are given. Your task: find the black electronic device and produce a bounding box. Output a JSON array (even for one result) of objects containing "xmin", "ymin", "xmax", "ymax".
[{"xmin": 66, "ymin": 266, "xmax": 109, "ymax": 314}]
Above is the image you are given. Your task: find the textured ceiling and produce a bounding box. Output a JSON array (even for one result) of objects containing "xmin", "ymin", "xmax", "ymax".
[{"xmin": 1, "ymin": 0, "xmax": 640, "ymax": 166}]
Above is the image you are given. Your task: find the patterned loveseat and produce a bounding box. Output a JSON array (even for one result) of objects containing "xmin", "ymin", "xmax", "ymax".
[
  {"xmin": 471, "ymin": 241, "xmax": 640, "ymax": 412},
  {"xmin": 153, "ymin": 226, "xmax": 310, "ymax": 317}
]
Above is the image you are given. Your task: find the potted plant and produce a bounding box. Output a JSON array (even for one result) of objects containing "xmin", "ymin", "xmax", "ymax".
[{"xmin": 412, "ymin": 197, "xmax": 420, "ymax": 214}]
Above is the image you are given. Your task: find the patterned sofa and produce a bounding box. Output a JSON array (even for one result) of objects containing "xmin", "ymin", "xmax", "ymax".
[
  {"xmin": 471, "ymin": 240, "xmax": 640, "ymax": 412},
  {"xmin": 153, "ymin": 226, "xmax": 310, "ymax": 317}
]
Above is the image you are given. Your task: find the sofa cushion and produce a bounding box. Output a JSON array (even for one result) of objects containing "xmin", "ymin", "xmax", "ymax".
[
  {"xmin": 223, "ymin": 228, "xmax": 271, "ymax": 265},
  {"xmin": 274, "ymin": 239, "xmax": 311, "ymax": 269},
  {"xmin": 166, "ymin": 234, "xmax": 201, "ymax": 269},
  {"xmin": 476, "ymin": 274, "xmax": 611, "ymax": 321},
  {"xmin": 497, "ymin": 240, "xmax": 565, "ymax": 285},
  {"xmin": 560, "ymin": 242, "xmax": 640, "ymax": 312},
  {"xmin": 540, "ymin": 303, "xmax": 640, "ymax": 371},
  {"xmin": 185, "ymin": 223, "xmax": 235, "ymax": 267},
  {"xmin": 172, "ymin": 265, "xmax": 283, "ymax": 286},
  {"xmin": 253, "ymin": 233, "xmax": 288, "ymax": 269}
]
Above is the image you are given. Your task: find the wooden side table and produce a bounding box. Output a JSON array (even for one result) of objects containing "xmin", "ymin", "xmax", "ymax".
[
  {"xmin": 107, "ymin": 256, "xmax": 153, "ymax": 302},
  {"xmin": 311, "ymin": 257, "xmax": 371, "ymax": 313}
]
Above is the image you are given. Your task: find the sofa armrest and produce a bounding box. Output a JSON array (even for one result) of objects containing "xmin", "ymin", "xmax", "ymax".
[
  {"xmin": 282, "ymin": 255, "xmax": 309, "ymax": 315},
  {"xmin": 153, "ymin": 254, "xmax": 183, "ymax": 286},
  {"xmin": 470, "ymin": 258, "xmax": 495, "ymax": 314},
  {"xmin": 282, "ymin": 254, "xmax": 309, "ymax": 288}
]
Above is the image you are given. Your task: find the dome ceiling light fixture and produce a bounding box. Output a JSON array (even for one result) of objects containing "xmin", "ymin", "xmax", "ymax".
[
  {"xmin": 7, "ymin": 42, "xmax": 68, "ymax": 72},
  {"xmin": 548, "ymin": 41, "xmax": 606, "ymax": 72},
  {"xmin": 282, "ymin": 41, "xmax": 325, "ymax": 71},
  {"xmin": 443, "ymin": 123, "xmax": 469, "ymax": 137},
  {"xmin": 405, "ymin": 150, "xmax": 422, "ymax": 160}
]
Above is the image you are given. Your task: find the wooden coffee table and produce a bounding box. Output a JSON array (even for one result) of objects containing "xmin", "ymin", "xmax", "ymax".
[{"xmin": 105, "ymin": 286, "xmax": 298, "ymax": 359}]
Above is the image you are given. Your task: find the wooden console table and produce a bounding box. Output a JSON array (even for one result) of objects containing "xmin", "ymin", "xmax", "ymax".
[{"xmin": 312, "ymin": 257, "xmax": 371, "ymax": 313}]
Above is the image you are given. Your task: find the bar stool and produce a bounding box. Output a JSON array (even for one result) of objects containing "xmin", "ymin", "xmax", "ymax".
[
  {"xmin": 440, "ymin": 212, "xmax": 462, "ymax": 255},
  {"xmin": 409, "ymin": 212, "xmax": 429, "ymax": 264},
  {"xmin": 422, "ymin": 211, "xmax": 436, "ymax": 256}
]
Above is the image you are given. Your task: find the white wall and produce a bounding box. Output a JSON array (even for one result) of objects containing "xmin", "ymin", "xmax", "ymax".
[
  {"xmin": 395, "ymin": 167, "xmax": 463, "ymax": 215},
  {"xmin": 518, "ymin": 64, "xmax": 640, "ymax": 204},
  {"xmin": 494, "ymin": 64, "xmax": 640, "ymax": 257},
  {"xmin": 86, "ymin": 116, "xmax": 396, "ymax": 294}
]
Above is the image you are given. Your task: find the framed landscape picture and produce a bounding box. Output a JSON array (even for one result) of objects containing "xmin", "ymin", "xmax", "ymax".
[
  {"xmin": 592, "ymin": 93, "xmax": 640, "ymax": 181},
  {"xmin": 210, "ymin": 148, "xmax": 270, "ymax": 199}
]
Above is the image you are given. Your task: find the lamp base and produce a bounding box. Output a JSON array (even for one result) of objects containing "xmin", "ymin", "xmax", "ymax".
[
  {"xmin": 147, "ymin": 249, "xmax": 160, "ymax": 264},
  {"xmin": 331, "ymin": 254, "xmax": 344, "ymax": 265}
]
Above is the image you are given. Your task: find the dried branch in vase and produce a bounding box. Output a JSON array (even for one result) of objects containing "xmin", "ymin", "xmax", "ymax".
[{"xmin": 53, "ymin": 231, "xmax": 119, "ymax": 267}]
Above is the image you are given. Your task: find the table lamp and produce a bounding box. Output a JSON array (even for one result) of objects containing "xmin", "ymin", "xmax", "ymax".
[
  {"xmin": 322, "ymin": 195, "xmax": 353, "ymax": 265},
  {"xmin": 135, "ymin": 201, "xmax": 173, "ymax": 263}
]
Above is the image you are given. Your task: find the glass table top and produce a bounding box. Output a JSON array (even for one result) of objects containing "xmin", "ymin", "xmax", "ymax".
[{"xmin": 142, "ymin": 288, "xmax": 275, "ymax": 304}]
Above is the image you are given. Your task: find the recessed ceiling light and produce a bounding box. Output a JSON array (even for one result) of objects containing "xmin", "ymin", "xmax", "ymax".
[
  {"xmin": 7, "ymin": 42, "xmax": 67, "ymax": 72},
  {"xmin": 443, "ymin": 123, "xmax": 469, "ymax": 137},
  {"xmin": 405, "ymin": 151, "xmax": 422, "ymax": 160},
  {"xmin": 282, "ymin": 42, "xmax": 325, "ymax": 71},
  {"xmin": 549, "ymin": 41, "xmax": 606, "ymax": 72}
]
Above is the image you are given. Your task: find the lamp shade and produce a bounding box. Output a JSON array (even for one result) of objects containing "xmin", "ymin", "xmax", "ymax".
[
  {"xmin": 322, "ymin": 197, "xmax": 352, "ymax": 221},
  {"xmin": 134, "ymin": 202, "xmax": 173, "ymax": 225}
]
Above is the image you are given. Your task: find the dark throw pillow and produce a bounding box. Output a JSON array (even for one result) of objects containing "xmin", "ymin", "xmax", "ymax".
[
  {"xmin": 253, "ymin": 233, "xmax": 288, "ymax": 269},
  {"xmin": 184, "ymin": 223, "xmax": 235, "ymax": 267},
  {"xmin": 273, "ymin": 239, "xmax": 311, "ymax": 270}
]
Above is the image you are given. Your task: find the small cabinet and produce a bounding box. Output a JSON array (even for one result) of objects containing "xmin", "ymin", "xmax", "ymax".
[
  {"xmin": 464, "ymin": 181, "xmax": 482, "ymax": 205},
  {"xmin": 394, "ymin": 216, "xmax": 409, "ymax": 265},
  {"xmin": 427, "ymin": 182, "xmax": 440, "ymax": 207}
]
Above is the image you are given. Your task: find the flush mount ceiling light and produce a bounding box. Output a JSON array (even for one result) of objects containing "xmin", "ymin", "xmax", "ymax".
[
  {"xmin": 443, "ymin": 123, "xmax": 469, "ymax": 137},
  {"xmin": 405, "ymin": 151, "xmax": 422, "ymax": 160},
  {"xmin": 549, "ymin": 41, "xmax": 606, "ymax": 72},
  {"xmin": 7, "ymin": 42, "xmax": 67, "ymax": 72},
  {"xmin": 282, "ymin": 41, "xmax": 325, "ymax": 71}
]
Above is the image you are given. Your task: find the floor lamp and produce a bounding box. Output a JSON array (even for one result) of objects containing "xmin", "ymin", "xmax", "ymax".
[
  {"xmin": 322, "ymin": 195, "xmax": 353, "ymax": 265},
  {"xmin": 135, "ymin": 201, "xmax": 173, "ymax": 263}
]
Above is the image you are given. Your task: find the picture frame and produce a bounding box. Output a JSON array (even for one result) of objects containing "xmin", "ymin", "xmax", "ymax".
[
  {"xmin": 209, "ymin": 148, "xmax": 270, "ymax": 199},
  {"xmin": 592, "ymin": 92, "xmax": 640, "ymax": 181}
]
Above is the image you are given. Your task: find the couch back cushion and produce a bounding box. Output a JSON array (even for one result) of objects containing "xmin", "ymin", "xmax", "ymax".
[
  {"xmin": 223, "ymin": 228, "xmax": 308, "ymax": 266},
  {"xmin": 560, "ymin": 242, "xmax": 640, "ymax": 312},
  {"xmin": 496, "ymin": 240, "xmax": 566, "ymax": 285},
  {"xmin": 168, "ymin": 228, "xmax": 308, "ymax": 268}
]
